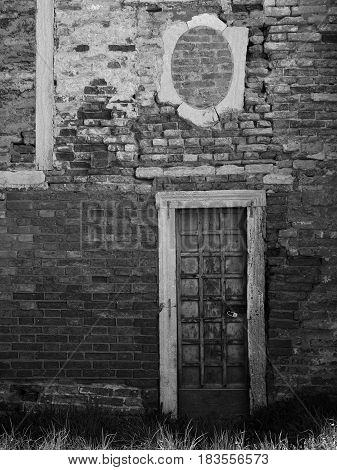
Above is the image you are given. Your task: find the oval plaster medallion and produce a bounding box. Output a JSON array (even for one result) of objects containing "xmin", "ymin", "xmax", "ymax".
[{"xmin": 171, "ymin": 26, "xmax": 234, "ymax": 109}]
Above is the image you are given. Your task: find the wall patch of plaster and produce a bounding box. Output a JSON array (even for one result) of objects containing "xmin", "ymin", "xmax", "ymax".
[{"xmin": 158, "ymin": 14, "xmax": 248, "ymax": 128}]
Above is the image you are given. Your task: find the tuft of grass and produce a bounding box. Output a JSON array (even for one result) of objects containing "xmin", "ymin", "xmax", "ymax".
[
  {"xmin": 203, "ymin": 428, "xmax": 246, "ymax": 450},
  {"xmin": 1, "ymin": 394, "xmax": 337, "ymax": 450},
  {"xmin": 302, "ymin": 420, "xmax": 337, "ymax": 450},
  {"xmin": 150, "ymin": 422, "xmax": 204, "ymax": 450}
]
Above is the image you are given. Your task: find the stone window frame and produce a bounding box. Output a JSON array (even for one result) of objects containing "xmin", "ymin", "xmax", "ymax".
[
  {"xmin": 156, "ymin": 190, "xmax": 267, "ymax": 417},
  {"xmin": 1, "ymin": 0, "xmax": 54, "ymax": 188},
  {"xmin": 158, "ymin": 14, "xmax": 249, "ymax": 128},
  {"xmin": 0, "ymin": 0, "xmax": 53, "ymax": 188},
  {"xmin": 36, "ymin": 0, "xmax": 54, "ymax": 171}
]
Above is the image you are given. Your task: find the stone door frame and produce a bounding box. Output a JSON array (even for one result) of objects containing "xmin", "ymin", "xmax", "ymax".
[{"xmin": 156, "ymin": 190, "xmax": 267, "ymax": 417}]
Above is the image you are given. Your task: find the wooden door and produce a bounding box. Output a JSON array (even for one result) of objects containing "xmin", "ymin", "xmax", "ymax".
[{"xmin": 176, "ymin": 207, "xmax": 249, "ymax": 419}]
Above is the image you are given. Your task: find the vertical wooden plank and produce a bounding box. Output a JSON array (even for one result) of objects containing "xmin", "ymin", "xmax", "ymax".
[
  {"xmin": 158, "ymin": 202, "xmax": 178, "ymax": 416},
  {"xmin": 247, "ymin": 206, "xmax": 267, "ymax": 410},
  {"xmin": 36, "ymin": 0, "xmax": 54, "ymax": 170},
  {"xmin": 176, "ymin": 211, "xmax": 183, "ymax": 396},
  {"xmin": 220, "ymin": 208, "xmax": 227, "ymax": 387},
  {"xmin": 242, "ymin": 208, "xmax": 249, "ymax": 390},
  {"xmin": 197, "ymin": 209, "xmax": 204, "ymax": 387}
]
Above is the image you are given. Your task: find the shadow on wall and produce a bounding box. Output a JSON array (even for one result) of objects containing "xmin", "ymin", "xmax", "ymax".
[
  {"xmin": 246, "ymin": 392, "xmax": 337, "ymax": 439},
  {"xmin": 2, "ymin": 390, "xmax": 337, "ymax": 430}
]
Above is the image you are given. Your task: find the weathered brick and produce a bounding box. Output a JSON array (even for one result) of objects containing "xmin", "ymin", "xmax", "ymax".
[
  {"xmin": 168, "ymin": 138, "xmax": 184, "ymax": 147},
  {"xmin": 292, "ymin": 5, "xmax": 325, "ymax": 15},
  {"xmin": 276, "ymin": 0, "xmax": 297, "ymax": 6},
  {"xmin": 216, "ymin": 165, "xmax": 245, "ymax": 175},
  {"xmin": 265, "ymin": 6, "xmax": 291, "ymax": 16},
  {"xmin": 242, "ymin": 128, "xmax": 273, "ymax": 136},
  {"xmin": 136, "ymin": 167, "xmax": 163, "ymax": 179},
  {"xmin": 293, "ymin": 160, "xmax": 316, "ymax": 170},
  {"xmin": 237, "ymin": 144, "xmax": 268, "ymax": 152},
  {"xmin": 288, "ymin": 32, "xmax": 321, "ymax": 42},
  {"xmin": 152, "ymin": 138, "xmax": 167, "ymax": 147},
  {"xmin": 163, "ymin": 166, "xmax": 215, "ymax": 177},
  {"xmin": 245, "ymin": 164, "xmax": 275, "ymax": 173},
  {"xmin": 311, "ymin": 93, "xmax": 337, "ymax": 102},
  {"xmin": 263, "ymin": 174, "xmax": 294, "ymax": 184}
]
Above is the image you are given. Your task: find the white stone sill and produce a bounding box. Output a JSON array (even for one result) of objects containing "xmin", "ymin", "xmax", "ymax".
[{"xmin": 0, "ymin": 171, "xmax": 47, "ymax": 189}]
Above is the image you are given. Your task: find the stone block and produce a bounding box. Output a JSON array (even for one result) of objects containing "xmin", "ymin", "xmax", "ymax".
[
  {"xmin": 163, "ymin": 166, "xmax": 215, "ymax": 177},
  {"xmin": 269, "ymin": 33, "xmax": 287, "ymax": 41},
  {"xmin": 293, "ymin": 160, "xmax": 316, "ymax": 170},
  {"xmin": 168, "ymin": 139, "xmax": 184, "ymax": 147},
  {"xmin": 255, "ymin": 104, "xmax": 271, "ymax": 113},
  {"xmin": 288, "ymin": 32, "xmax": 321, "ymax": 42},
  {"xmin": 245, "ymin": 164, "xmax": 275, "ymax": 173},
  {"xmin": 269, "ymin": 25, "xmax": 298, "ymax": 33},
  {"xmin": 239, "ymin": 113, "xmax": 260, "ymax": 121},
  {"xmin": 282, "ymin": 141, "xmax": 301, "ymax": 153},
  {"xmin": 264, "ymin": 0, "xmax": 276, "ymax": 6},
  {"xmin": 136, "ymin": 167, "xmax": 163, "ymax": 179},
  {"xmin": 152, "ymin": 139, "xmax": 168, "ymax": 147},
  {"xmin": 183, "ymin": 154, "xmax": 198, "ymax": 162},
  {"xmin": 265, "ymin": 6, "xmax": 291, "ymax": 16},
  {"xmin": 214, "ymin": 153, "xmax": 230, "ymax": 161},
  {"xmin": 276, "ymin": 0, "xmax": 297, "ymax": 5},
  {"xmin": 309, "ymin": 152, "xmax": 325, "ymax": 160},
  {"xmin": 264, "ymin": 42, "xmax": 293, "ymax": 51},
  {"xmin": 263, "ymin": 174, "xmax": 294, "ymax": 184},
  {"xmin": 242, "ymin": 128, "xmax": 273, "ymax": 136},
  {"xmin": 292, "ymin": 5, "xmax": 325, "ymax": 15},
  {"xmin": 0, "ymin": 171, "xmax": 46, "ymax": 188},
  {"xmin": 240, "ymin": 121, "xmax": 255, "ymax": 129},
  {"xmin": 279, "ymin": 228, "xmax": 297, "ymax": 238},
  {"xmin": 216, "ymin": 165, "xmax": 245, "ymax": 175},
  {"xmin": 311, "ymin": 94, "xmax": 337, "ymax": 102},
  {"xmin": 258, "ymin": 120, "xmax": 272, "ymax": 128}
]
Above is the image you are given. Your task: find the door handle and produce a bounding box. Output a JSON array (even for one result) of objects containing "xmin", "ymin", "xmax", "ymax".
[{"xmin": 223, "ymin": 302, "xmax": 238, "ymax": 318}]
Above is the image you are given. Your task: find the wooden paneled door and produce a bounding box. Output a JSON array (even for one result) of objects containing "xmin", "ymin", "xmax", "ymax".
[{"xmin": 176, "ymin": 207, "xmax": 249, "ymax": 419}]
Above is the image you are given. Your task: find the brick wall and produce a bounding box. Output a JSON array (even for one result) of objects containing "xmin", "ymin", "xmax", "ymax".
[
  {"xmin": 0, "ymin": 189, "xmax": 158, "ymax": 411},
  {"xmin": 0, "ymin": 0, "xmax": 336, "ymax": 411}
]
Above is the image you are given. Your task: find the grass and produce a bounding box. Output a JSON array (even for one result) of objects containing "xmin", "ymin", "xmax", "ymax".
[{"xmin": 0, "ymin": 394, "xmax": 337, "ymax": 450}]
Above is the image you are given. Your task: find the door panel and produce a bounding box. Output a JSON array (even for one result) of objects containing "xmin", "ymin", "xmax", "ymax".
[
  {"xmin": 176, "ymin": 207, "xmax": 249, "ymax": 419},
  {"xmin": 179, "ymin": 389, "xmax": 249, "ymax": 420}
]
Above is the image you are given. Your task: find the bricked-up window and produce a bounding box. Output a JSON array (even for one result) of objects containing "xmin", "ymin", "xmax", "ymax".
[
  {"xmin": 171, "ymin": 27, "xmax": 234, "ymax": 109},
  {"xmin": 158, "ymin": 14, "xmax": 248, "ymax": 128}
]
